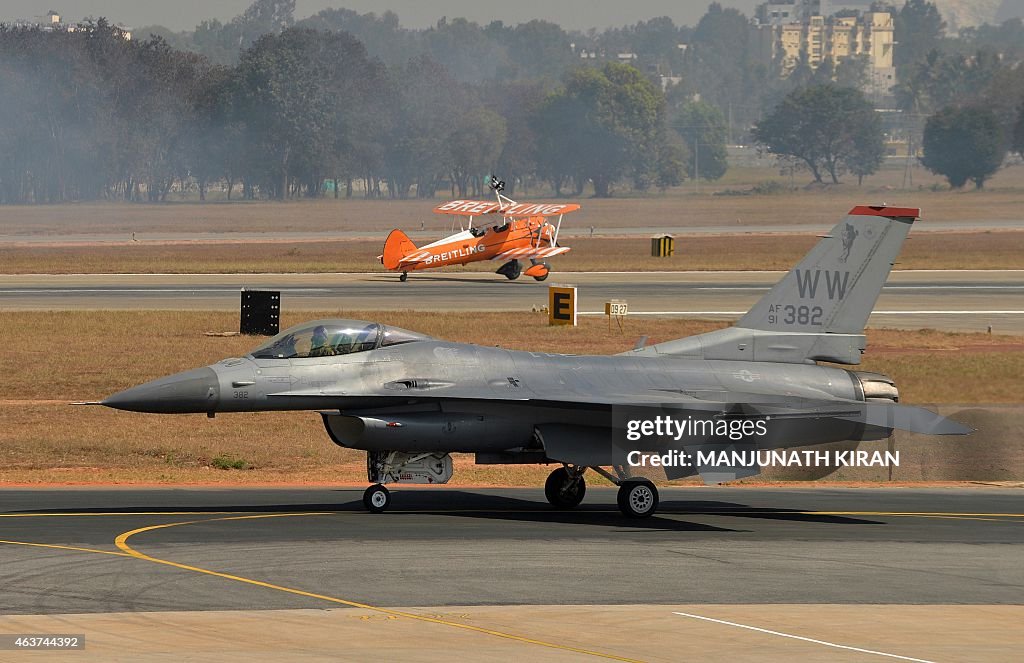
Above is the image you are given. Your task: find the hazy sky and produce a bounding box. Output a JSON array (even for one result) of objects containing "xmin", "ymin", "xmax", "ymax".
[{"xmin": 0, "ymin": 1, "xmax": 761, "ymax": 32}]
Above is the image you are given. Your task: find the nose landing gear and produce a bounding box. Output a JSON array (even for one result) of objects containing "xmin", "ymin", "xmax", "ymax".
[{"xmin": 363, "ymin": 484, "xmax": 391, "ymax": 513}]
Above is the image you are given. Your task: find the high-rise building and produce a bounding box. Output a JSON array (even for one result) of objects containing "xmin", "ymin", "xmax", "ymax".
[{"xmin": 752, "ymin": 3, "xmax": 895, "ymax": 100}]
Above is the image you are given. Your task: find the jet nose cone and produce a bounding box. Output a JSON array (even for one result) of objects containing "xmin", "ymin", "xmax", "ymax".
[{"xmin": 102, "ymin": 367, "xmax": 220, "ymax": 414}]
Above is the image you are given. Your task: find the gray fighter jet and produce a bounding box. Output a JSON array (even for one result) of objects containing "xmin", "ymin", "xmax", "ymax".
[{"xmin": 100, "ymin": 205, "xmax": 969, "ymax": 517}]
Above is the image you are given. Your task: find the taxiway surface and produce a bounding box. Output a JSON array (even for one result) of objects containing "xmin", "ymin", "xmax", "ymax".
[
  {"xmin": 2, "ymin": 270, "xmax": 1022, "ymax": 333},
  {"xmin": 1, "ymin": 486, "xmax": 1021, "ymax": 613},
  {"xmin": 2, "ymin": 487, "xmax": 1021, "ymax": 662}
]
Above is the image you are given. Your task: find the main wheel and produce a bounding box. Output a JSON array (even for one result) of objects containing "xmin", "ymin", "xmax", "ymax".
[
  {"xmin": 363, "ymin": 484, "xmax": 391, "ymax": 513},
  {"xmin": 617, "ymin": 481, "xmax": 658, "ymax": 518},
  {"xmin": 497, "ymin": 259, "xmax": 522, "ymax": 280},
  {"xmin": 399, "ymin": 272, "xmax": 408, "ymax": 282},
  {"xmin": 544, "ymin": 467, "xmax": 586, "ymax": 508}
]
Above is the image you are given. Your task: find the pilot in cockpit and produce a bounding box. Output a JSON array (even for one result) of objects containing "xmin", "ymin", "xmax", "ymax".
[{"xmin": 308, "ymin": 325, "xmax": 334, "ymax": 357}]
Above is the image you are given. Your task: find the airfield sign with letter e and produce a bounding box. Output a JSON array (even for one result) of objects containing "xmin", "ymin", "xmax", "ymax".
[{"xmin": 548, "ymin": 285, "xmax": 577, "ymax": 326}]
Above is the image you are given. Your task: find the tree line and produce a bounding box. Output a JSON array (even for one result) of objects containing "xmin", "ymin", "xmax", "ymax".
[
  {"xmin": 0, "ymin": 19, "xmax": 705, "ymax": 204},
  {"xmin": 2, "ymin": 0, "xmax": 1024, "ymax": 204}
]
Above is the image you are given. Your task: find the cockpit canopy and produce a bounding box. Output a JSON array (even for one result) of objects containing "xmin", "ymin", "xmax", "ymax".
[{"xmin": 249, "ymin": 319, "xmax": 432, "ymax": 359}]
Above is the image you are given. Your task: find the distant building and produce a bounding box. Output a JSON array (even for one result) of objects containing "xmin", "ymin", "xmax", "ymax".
[
  {"xmin": 752, "ymin": 2, "xmax": 895, "ymax": 100},
  {"xmin": 4, "ymin": 8, "xmax": 132, "ymax": 40}
]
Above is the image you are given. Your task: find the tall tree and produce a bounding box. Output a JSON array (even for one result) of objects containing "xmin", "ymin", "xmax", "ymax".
[
  {"xmin": 921, "ymin": 106, "xmax": 1006, "ymax": 189},
  {"xmin": 683, "ymin": 3, "xmax": 762, "ymax": 138},
  {"xmin": 672, "ymin": 100, "xmax": 728, "ymax": 181},
  {"xmin": 1014, "ymin": 103, "xmax": 1024, "ymax": 159},
  {"xmin": 752, "ymin": 84, "xmax": 885, "ymax": 184},
  {"xmin": 448, "ymin": 107, "xmax": 507, "ymax": 197},
  {"xmin": 895, "ymin": 0, "xmax": 945, "ymax": 77},
  {"xmin": 534, "ymin": 62, "xmax": 666, "ymax": 197},
  {"xmin": 382, "ymin": 56, "xmax": 465, "ymax": 198},
  {"xmin": 232, "ymin": 28, "xmax": 380, "ymax": 199}
]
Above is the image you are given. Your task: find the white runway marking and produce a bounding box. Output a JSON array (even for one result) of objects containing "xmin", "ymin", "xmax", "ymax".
[
  {"xmin": 0, "ymin": 288, "xmax": 334, "ymax": 294},
  {"xmin": 671, "ymin": 611, "xmax": 936, "ymax": 663},
  {"xmin": 7, "ymin": 269, "xmax": 1024, "ymax": 277},
  {"xmin": 580, "ymin": 310, "xmax": 1024, "ymax": 316}
]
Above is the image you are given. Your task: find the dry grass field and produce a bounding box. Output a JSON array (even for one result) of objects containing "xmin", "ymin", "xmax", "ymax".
[
  {"xmin": 1, "ymin": 231, "xmax": 1022, "ymax": 273},
  {"xmin": 0, "ymin": 310, "xmax": 1020, "ymax": 485},
  {"xmin": 0, "ymin": 164, "xmax": 1022, "ymax": 238}
]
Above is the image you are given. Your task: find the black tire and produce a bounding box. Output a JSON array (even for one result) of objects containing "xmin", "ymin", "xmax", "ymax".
[
  {"xmin": 399, "ymin": 272, "xmax": 408, "ymax": 282},
  {"xmin": 363, "ymin": 484, "xmax": 391, "ymax": 513},
  {"xmin": 533, "ymin": 272, "xmax": 549, "ymax": 282},
  {"xmin": 544, "ymin": 467, "xmax": 586, "ymax": 508},
  {"xmin": 617, "ymin": 481, "xmax": 658, "ymax": 518},
  {"xmin": 505, "ymin": 268, "xmax": 521, "ymax": 280}
]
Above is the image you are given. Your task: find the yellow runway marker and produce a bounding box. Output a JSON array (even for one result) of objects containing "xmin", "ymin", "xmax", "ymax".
[
  {"xmin": 0, "ymin": 511, "xmax": 241, "ymax": 518},
  {"xmin": 0, "ymin": 539, "xmax": 131, "ymax": 557},
  {"xmin": 114, "ymin": 512, "xmax": 645, "ymax": 663}
]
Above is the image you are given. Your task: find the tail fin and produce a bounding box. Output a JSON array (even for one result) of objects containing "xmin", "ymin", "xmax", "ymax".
[
  {"xmin": 381, "ymin": 229, "xmax": 418, "ymax": 270},
  {"xmin": 634, "ymin": 205, "xmax": 919, "ymax": 365},
  {"xmin": 738, "ymin": 205, "xmax": 917, "ymax": 334}
]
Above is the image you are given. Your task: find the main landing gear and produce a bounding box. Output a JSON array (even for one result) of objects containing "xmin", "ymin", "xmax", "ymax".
[
  {"xmin": 543, "ymin": 465, "xmax": 660, "ymax": 518},
  {"xmin": 399, "ymin": 271, "xmax": 408, "ymax": 282},
  {"xmin": 544, "ymin": 466, "xmax": 587, "ymax": 508},
  {"xmin": 496, "ymin": 259, "xmax": 551, "ymax": 281},
  {"xmin": 496, "ymin": 259, "xmax": 522, "ymax": 280}
]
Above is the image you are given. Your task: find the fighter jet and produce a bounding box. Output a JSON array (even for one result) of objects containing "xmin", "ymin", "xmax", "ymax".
[{"xmin": 99, "ymin": 205, "xmax": 969, "ymax": 517}]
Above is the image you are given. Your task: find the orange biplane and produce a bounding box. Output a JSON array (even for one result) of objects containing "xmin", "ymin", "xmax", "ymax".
[{"xmin": 380, "ymin": 178, "xmax": 580, "ymax": 282}]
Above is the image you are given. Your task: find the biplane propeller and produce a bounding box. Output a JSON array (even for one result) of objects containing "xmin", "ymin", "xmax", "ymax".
[{"xmin": 379, "ymin": 177, "xmax": 581, "ymax": 282}]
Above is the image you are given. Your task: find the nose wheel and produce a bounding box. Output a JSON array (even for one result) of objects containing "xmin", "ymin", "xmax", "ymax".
[
  {"xmin": 617, "ymin": 480, "xmax": 658, "ymax": 518},
  {"xmin": 363, "ymin": 484, "xmax": 391, "ymax": 513}
]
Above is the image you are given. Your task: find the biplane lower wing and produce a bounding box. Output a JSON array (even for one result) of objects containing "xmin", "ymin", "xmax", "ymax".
[{"xmin": 492, "ymin": 246, "xmax": 571, "ymax": 261}]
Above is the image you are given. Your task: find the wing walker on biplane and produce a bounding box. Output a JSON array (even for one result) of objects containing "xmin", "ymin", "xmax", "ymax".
[{"xmin": 380, "ymin": 177, "xmax": 580, "ymax": 282}]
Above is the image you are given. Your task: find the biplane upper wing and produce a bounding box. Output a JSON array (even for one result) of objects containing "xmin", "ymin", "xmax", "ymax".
[{"xmin": 434, "ymin": 200, "xmax": 581, "ymax": 217}]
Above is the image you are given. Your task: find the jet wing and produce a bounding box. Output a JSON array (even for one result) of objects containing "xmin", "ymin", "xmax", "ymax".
[{"xmin": 267, "ymin": 386, "xmax": 969, "ymax": 435}]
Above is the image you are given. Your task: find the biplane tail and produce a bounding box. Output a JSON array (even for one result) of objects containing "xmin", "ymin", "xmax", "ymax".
[{"xmin": 381, "ymin": 229, "xmax": 418, "ymax": 270}]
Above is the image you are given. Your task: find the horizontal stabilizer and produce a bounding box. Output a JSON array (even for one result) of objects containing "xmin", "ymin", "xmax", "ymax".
[{"xmin": 839, "ymin": 403, "xmax": 973, "ymax": 435}]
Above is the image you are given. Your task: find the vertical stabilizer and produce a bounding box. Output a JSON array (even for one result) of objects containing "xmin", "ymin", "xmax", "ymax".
[
  {"xmin": 631, "ymin": 206, "xmax": 919, "ymax": 364},
  {"xmin": 381, "ymin": 229, "xmax": 418, "ymax": 270},
  {"xmin": 737, "ymin": 205, "xmax": 917, "ymax": 334}
]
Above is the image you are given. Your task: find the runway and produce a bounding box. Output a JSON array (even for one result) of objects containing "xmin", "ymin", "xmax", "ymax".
[
  {"xmin": 1, "ymin": 218, "xmax": 1023, "ymax": 245},
  {"xmin": 2, "ymin": 270, "xmax": 1022, "ymax": 333},
  {"xmin": 0, "ymin": 487, "xmax": 1021, "ymax": 661}
]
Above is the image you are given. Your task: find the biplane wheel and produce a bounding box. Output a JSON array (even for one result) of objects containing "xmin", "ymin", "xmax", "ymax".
[
  {"xmin": 544, "ymin": 468, "xmax": 586, "ymax": 509},
  {"xmin": 497, "ymin": 259, "xmax": 522, "ymax": 280},
  {"xmin": 528, "ymin": 262, "xmax": 551, "ymax": 281},
  {"xmin": 399, "ymin": 272, "xmax": 408, "ymax": 282}
]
